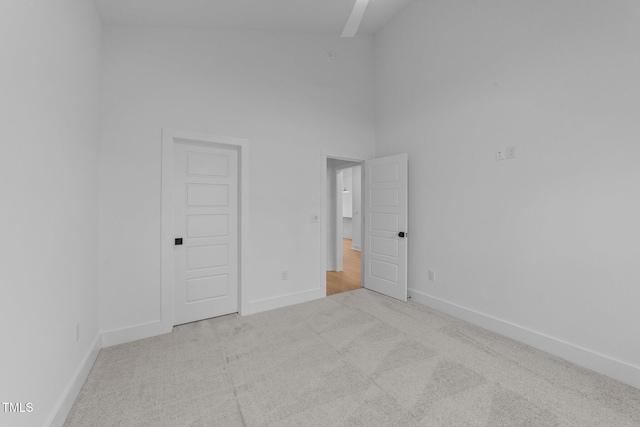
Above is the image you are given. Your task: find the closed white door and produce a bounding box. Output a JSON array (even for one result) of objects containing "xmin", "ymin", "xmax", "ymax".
[
  {"xmin": 173, "ymin": 142, "xmax": 238, "ymax": 325},
  {"xmin": 363, "ymin": 154, "xmax": 408, "ymax": 301}
]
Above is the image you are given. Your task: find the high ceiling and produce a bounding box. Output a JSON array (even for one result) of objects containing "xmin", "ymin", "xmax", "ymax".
[{"xmin": 94, "ymin": 0, "xmax": 414, "ymax": 36}]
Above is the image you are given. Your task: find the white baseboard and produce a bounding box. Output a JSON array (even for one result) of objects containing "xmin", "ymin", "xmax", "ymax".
[
  {"xmin": 101, "ymin": 320, "xmax": 172, "ymax": 348},
  {"xmin": 408, "ymin": 289, "xmax": 640, "ymax": 390},
  {"xmin": 48, "ymin": 334, "xmax": 102, "ymax": 427},
  {"xmin": 245, "ymin": 288, "xmax": 324, "ymax": 315}
]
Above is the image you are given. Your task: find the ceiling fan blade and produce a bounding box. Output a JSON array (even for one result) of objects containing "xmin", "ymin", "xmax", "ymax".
[{"xmin": 341, "ymin": 0, "xmax": 369, "ymax": 38}]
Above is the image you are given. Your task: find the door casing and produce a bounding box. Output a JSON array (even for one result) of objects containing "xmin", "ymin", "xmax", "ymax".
[{"xmin": 161, "ymin": 128, "xmax": 250, "ymax": 333}]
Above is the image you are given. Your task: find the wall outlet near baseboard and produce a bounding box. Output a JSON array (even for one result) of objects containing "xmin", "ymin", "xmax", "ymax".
[
  {"xmin": 428, "ymin": 270, "xmax": 435, "ymax": 281},
  {"xmin": 75, "ymin": 323, "xmax": 80, "ymax": 342},
  {"xmin": 281, "ymin": 270, "xmax": 288, "ymax": 280}
]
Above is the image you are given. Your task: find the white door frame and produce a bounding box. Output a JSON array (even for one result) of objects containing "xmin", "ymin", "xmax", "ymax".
[
  {"xmin": 161, "ymin": 128, "xmax": 250, "ymax": 332},
  {"xmin": 321, "ymin": 152, "xmax": 365, "ymax": 295}
]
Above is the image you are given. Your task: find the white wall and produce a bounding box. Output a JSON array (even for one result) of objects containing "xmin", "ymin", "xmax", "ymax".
[
  {"xmin": 342, "ymin": 167, "xmax": 353, "ymax": 218},
  {"xmin": 0, "ymin": 1, "xmax": 102, "ymax": 426},
  {"xmin": 342, "ymin": 218, "xmax": 353, "ymax": 238},
  {"xmin": 341, "ymin": 165, "xmax": 363, "ymax": 248},
  {"xmin": 100, "ymin": 27, "xmax": 375, "ymax": 340},
  {"xmin": 375, "ymin": 0, "xmax": 640, "ymax": 387},
  {"xmin": 342, "ymin": 167, "xmax": 354, "ymax": 239},
  {"xmin": 351, "ymin": 165, "xmax": 362, "ymax": 250},
  {"xmin": 326, "ymin": 160, "xmax": 339, "ymax": 270}
]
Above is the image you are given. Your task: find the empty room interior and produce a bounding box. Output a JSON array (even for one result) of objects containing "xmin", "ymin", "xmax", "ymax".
[{"xmin": 2, "ymin": 0, "xmax": 640, "ymax": 426}]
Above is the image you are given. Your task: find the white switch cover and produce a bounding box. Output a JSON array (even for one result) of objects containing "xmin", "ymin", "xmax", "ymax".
[
  {"xmin": 507, "ymin": 145, "xmax": 516, "ymax": 159},
  {"xmin": 496, "ymin": 149, "xmax": 505, "ymax": 161}
]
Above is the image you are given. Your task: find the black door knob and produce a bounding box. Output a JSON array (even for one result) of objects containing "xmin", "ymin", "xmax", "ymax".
[{"xmin": 398, "ymin": 232, "xmax": 405, "ymax": 238}]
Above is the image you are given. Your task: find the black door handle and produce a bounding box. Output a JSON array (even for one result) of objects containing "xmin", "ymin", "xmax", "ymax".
[
  {"xmin": 175, "ymin": 238, "xmax": 183, "ymax": 246},
  {"xmin": 398, "ymin": 232, "xmax": 406, "ymax": 238}
]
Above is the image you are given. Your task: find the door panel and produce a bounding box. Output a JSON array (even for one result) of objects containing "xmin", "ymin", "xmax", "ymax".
[
  {"xmin": 187, "ymin": 152, "xmax": 229, "ymax": 176},
  {"xmin": 364, "ymin": 153, "xmax": 408, "ymax": 301},
  {"xmin": 174, "ymin": 143, "xmax": 238, "ymax": 325},
  {"xmin": 186, "ymin": 214, "xmax": 228, "ymax": 238},
  {"xmin": 371, "ymin": 213, "xmax": 399, "ymax": 231},
  {"xmin": 370, "ymin": 236, "xmax": 398, "ymax": 257},
  {"xmin": 187, "ymin": 275, "xmax": 229, "ymax": 302},
  {"xmin": 187, "ymin": 245, "xmax": 229, "ymax": 270},
  {"xmin": 187, "ymin": 184, "xmax": 228, "ymax": 206},
  {"xmin": 371, "ymin": 188, "xmax": 399, "ymax": 207}
]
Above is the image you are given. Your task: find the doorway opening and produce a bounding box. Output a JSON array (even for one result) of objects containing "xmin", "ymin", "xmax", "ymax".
[{"xmin": 326, "ymin": 159, "xmax": 363, "ymax": 296}]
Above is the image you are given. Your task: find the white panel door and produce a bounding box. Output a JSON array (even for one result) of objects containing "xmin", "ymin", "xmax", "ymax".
[
  {"xmin": 174, "ymin": 143, "xmax": 238, "ymax": 325},
  {"xmin": 364, "ymin": 154, "xmax": 408, "ymax": 301}
]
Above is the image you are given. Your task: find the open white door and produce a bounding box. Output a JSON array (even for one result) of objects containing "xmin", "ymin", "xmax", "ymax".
[{"xmin": 363, "ymin": 154, "xmax": 408, "ymax": 301}]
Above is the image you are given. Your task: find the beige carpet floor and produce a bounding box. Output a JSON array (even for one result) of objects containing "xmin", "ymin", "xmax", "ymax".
[{"xmin": 64, "ymin": 289, "xmax": 640, "ymax": 426}]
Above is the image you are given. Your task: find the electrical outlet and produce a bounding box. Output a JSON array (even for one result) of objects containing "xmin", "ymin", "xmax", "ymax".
[
  {"xmin": 496, "ymin": 149, "xmax": 505, "ymax": 161},
  {"xmin": 75, "ymin": 323, "xmax": 80, "ymax": 342},
  {"xmin": 507, "ymin": 145, "xmax": 516, "ymax": 159},
  {"xmin": 428, "ymin": 270, "xmax": 435, "ymax": 281},
  {"xmin": 310, "ymin": 214, "xmax": 319, "ymax": 223},
  {"xmin": 281, "ymin": 270, "xmax": 288, "ymax": 280}
]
